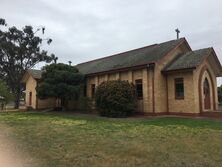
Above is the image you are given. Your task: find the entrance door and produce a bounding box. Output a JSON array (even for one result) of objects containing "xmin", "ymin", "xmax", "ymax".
[
  {"xmin": 29, "ymin": 92, "xmax": 32, "ymax": 106},
  {"xmin": 203, "ymin": 78, "xmax": 211, "ymax": 110}
]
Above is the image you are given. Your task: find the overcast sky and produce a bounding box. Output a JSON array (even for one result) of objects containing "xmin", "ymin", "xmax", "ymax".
[{"xmin": 1, "ymin": 0, "xmax": 222, "ymax": 83}]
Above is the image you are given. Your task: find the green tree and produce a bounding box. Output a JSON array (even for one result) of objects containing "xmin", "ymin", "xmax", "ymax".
[
  {"xmin": 36, "ymin": 63, "xmax": 84, "ymax": 109},
  {"xmin": 0, "ymin": 80, "xmax": 13, "ymax": 105},
  {"xmin": 95, "ymin": 80, "xmax": 137, "ymax": 117},
  {"xmin": 0, "ymin": 18, "xmax": 54, "ymax": 108}
]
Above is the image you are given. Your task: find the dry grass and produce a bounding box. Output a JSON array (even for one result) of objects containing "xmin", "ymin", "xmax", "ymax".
[{"xmin": 0, "ymin": 112, "xmax": 222, "ymax": 167}]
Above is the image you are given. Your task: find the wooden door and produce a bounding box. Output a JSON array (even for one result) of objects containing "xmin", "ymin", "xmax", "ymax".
[
  {"xmin": 29, "ymin": 92, "xmax": 32, "ymax": 106},
  {"xmin": 204, "ymin": 78, "xmax": 211, "ymax": 110}
]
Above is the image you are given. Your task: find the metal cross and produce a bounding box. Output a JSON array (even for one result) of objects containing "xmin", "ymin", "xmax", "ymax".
[{"xmin": 175, "ymin": 28, "xmax": 180, "ymax": 39}]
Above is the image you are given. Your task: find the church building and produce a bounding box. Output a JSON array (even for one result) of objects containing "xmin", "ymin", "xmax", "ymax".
[{"xmin": 22, "ymin": 38, "xmax": 222, "ymax": 114}]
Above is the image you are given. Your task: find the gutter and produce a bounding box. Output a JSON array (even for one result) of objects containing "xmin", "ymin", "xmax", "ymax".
[
  {"xmin": 161, "ymin": 67, "xmax": 196, "ymax": 75},
  {"xmin": 85, "ymin": 62, "xmax": 156, "ymax": 77}
]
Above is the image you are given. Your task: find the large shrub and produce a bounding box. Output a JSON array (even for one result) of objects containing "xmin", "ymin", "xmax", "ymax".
[
  {"xmin": 36, "ymin": 63, "xmax": 84, "ymax": 110},
  {"xmin": 95, "ymin": 80, "xmax": 137, "ymax": 117}
]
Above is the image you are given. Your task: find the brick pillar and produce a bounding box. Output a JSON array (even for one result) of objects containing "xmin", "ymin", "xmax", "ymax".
[
  {"xmin": 148, "ymin": 69, "xmax": 154, "ymax": 113},
  {"xmin": 86, "ymin": 78, "xmax": 90, "ymax": 97},
  {"xmin": 105, "ymin": 74, "xmax": 108, "ymax": 81},
  {"xmin": 95, "ymin": 76, "xmax": 99, "ymax": 87},
  {"xmin": 116, "ymin": 72, "xmax": 120, "ymax": 80},
  {"xmin": 142, "ymin": 68, "xmax": 149, "ymax": 112},
  {"xmin": 128, "ymin": 71, "xmax": 133, "ymax": 83}
]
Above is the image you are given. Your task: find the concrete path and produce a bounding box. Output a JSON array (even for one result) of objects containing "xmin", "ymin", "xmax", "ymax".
[{"xmin": 0, "ymin": 126, "xmax": 32, "ymax": 167}]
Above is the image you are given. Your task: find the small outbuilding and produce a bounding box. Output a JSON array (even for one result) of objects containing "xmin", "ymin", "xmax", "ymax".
[{"xmin": 21, "ymin": 69, "xmax": 56, "ymax": 109}]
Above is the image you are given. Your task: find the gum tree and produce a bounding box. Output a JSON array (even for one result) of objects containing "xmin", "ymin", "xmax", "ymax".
[
  {"xmin": 0, "ymin": 80, "xmax": 13, "ymax": 108},
  {"xmin": 0, "ymin": 18, "xmax": 54, "ymax": 108}
]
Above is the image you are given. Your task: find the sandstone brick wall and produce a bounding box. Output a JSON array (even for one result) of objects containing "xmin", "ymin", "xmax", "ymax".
[
  {"xmin": 25, "ymin": 76, "xmax": 37, "ymax": 109},
  {"xmin": 37, "ymin": 98, "xmax": 56, "ymax": 109},
  {"xmin": 120, "ymin": 71, "xmax": 128, "ymax": 81},
  {"xmin": 25, "ymin": 75, "xmax": 56, "ymax": 109},
  {"xmin": 167, "ymin": 72, "xmax": 196, "ymax": 113},
  {"xmin": 86, "ymin": 68, "xmax": 154, "ymax": 113},
  {"xmin": 154, "ymin": 44, "xmax": 190, "ymax": 113}
]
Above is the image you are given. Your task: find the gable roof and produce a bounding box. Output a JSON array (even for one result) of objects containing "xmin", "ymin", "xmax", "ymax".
[
  {"xmin": 163, "ymin": 48, "xmax": 212, "ymax": 72},
  {"xmin": 76, "ymin": 38, "xmax": 186, "ymax": 75},
  {"xmin": 27, "ymin": 69, "xmax": 42, "ymax": 79},
  {"xmin": 21, "ymin": 69, "xmax": 42, "ymax": 83}
]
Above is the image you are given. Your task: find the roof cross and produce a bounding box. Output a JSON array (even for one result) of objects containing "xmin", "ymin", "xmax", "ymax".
[{"xmin": 175, "ymin": 28, "xmax": 180, "ymax": 39}]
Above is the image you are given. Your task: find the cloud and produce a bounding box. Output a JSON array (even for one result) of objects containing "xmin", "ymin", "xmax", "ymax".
[{"xmin": 1, "ymin": 0, "xmax": 222, "ymax": 84}]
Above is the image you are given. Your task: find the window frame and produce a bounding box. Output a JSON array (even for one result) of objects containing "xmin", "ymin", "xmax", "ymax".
[
  {"xmin": 135, "ymin": 79, "xmax": 143, "ymax": 99},
  {"xmin": 174, "ymin": 78, "xmax": 184, "ymax": 100}
]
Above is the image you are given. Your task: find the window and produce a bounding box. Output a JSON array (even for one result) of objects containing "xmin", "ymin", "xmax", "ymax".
[
  {"xmin": 135, "ymin": 79, "xmax": 143, "ymax": 99},
  {"xmin": 91, "ymin": 84, "xmax": 96, "ymax": 98},
  {"xmin": 175, "ymin": 78, "xmax": 184, "ymax": 99}
]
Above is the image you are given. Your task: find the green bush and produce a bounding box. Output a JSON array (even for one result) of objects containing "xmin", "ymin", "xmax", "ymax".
[{"xmin": 95, "ymin": 80, "xmax": 137, "ymax": 117}]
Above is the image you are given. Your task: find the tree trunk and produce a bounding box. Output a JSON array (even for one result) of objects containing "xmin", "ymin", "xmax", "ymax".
[{"xmin": 14, "ymin": 86, "xmax": 21, "ymax": 109}]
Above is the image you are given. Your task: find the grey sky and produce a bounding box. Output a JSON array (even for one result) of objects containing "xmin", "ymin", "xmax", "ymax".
[{"xmin": 1, "ymin": 0, "xmax": 222, "ymax": 83}]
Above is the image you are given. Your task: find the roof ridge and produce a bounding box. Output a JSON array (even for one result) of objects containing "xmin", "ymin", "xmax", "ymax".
[
  {"xmin": 162, "ymin": 53, "xmax": 184, "ymax": 71},
  {"xmin": 189, "ymin": 47, "xmax": 212, "ymax": 53},
  {"xmin": 76, "ymin": 38, "xmax": 184, "ymax": 66},
  {"xmin": 28, "ymin": 69, "xmax": 42, "ymax": 72},
  {"xmin": 77, "ymin": 44, "xmax": 158, "ymax": 66}
]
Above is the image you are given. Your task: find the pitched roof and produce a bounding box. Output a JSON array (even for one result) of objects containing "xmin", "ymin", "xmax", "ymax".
[
  {"xmin": 27, "ymin": 69, "xmax": 42, "ymax": 79},
  {"xmin": 163, "ymin": 48, "xmax": 211, "ymax": 72},
  {"xmin": 76, "ymin": 38, "xmax": 186, "ymax": 75}
]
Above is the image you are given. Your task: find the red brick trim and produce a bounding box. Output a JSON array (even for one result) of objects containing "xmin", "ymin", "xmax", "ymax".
[
  {"xmin": 134, "ymin": 112, "xmax": 200, "ymax": 117},
  {"xmin": 135, "ymin": 111, "xmax": 222, "ymax": 119}
]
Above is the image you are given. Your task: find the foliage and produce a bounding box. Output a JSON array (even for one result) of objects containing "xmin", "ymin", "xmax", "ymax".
[
  {"xmin": 36, "ymin": 63, "xmax": 84, "ymax": 109},
  {"xmin": 0, "ymin": 80, "xmax": 13, "ymax": 104},
  {"xmin": 0, "ymin": 18, "xmax": 54, "ymax": 108},
  {"xmin": 218, "ymin": 85, "xmax": 222, "ymax": 103},
  {"xmin": 95, "ymin": 80, "xmax": 137, "ymax": 117}
]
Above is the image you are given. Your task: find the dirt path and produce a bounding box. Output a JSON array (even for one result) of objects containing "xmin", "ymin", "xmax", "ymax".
[{"xmin": 0, "ymin": 125, "xmax": 32, "ymax": 167}]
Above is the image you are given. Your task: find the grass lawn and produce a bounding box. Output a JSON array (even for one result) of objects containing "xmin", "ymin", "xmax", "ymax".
[{"xmin": 0, "ymin": 112, "xmax": 222, "ymax": 167}]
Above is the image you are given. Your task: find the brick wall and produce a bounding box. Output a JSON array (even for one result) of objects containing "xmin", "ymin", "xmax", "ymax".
[
  {"xmin": 167, "ymin": 72, "xmax": 196, "ymax": 113},
  {"xmin": 86, "ymin": 68, "xmax": 154, "ymax": 113}
]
